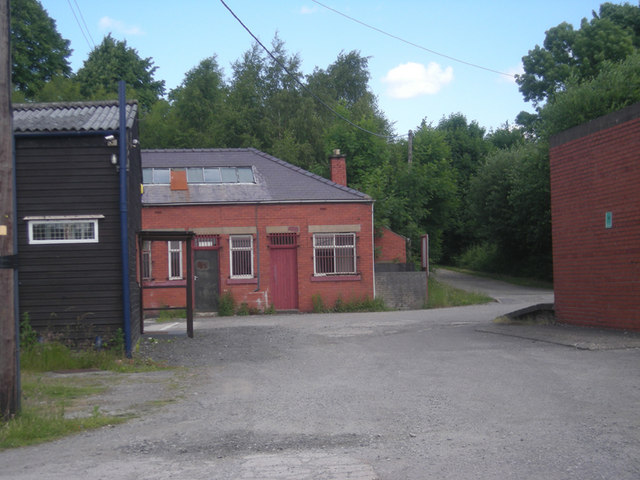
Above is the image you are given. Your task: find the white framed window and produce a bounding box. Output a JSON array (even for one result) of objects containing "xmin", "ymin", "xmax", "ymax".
[
  {"xmin": 184, "ymin": 167, "xmax": 255, "ymax": 184},
  {"xmin": 168, "ymin": 241, "xmax": 183, "ymax": 280},
  {"xmin": 26, "ymin": 216, "xmax": 101, "ymax": 244},
  {"xmin": 142, "ymin": 168, "xmax": 171, "ymax": 184},
  {"xmin": 230, "ymin": 235, "xmax": 253, "ymax": 278},
  {"xmin": 313, "ymin": 233, "xmax": 356, "ymax": 275},
  {"xmin": 142, "ymin": 240, "xmax": 152, "ymax": 280}
]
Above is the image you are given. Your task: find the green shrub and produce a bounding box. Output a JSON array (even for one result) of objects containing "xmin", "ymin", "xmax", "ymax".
[
  {"xmin": 455, "ymin": 242, "xmax": 501, "ymax": 273},
  {"xmin": 311, "ymin": 293, "xmax": 327, "ymax": 313},
  {"xmin": 217, "ymin": 291, "xmax": 235, "ymax": 316},
  {"xmin": 333, "ymin": 296, "xmax": 387, "ymax": 312},
  {"xmin": 20, "ymin": 313, "xmax": 39, "ymax": 351},
  {"xmin": 237, "ymin": 302, "xmax": 250, "ymax": 316}
]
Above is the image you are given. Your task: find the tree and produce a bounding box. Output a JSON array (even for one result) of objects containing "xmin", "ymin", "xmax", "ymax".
[
  {"xmin": 10, "ymin": 0, "xmax": 71, "ymax": 98},
  {"xmin": 166, "ymin": 56, "xmax": 227, "ymax": 147},
  {"xmin": 75, "ymin": 34, "xmax": 165, "ymax": 110},
  {"xmin": 539, "ymin": 51, "xmax": 640, "ymax": 136},
  {"xmin": 516, "ymin": 3, "xmax": 639, "ymax": 107},
  {"xmin": 468, "ymin": 143, "xmax": 551, "ymax": 278}
]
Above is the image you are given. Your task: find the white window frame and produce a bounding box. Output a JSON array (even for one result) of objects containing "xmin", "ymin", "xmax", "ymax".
[
  {"xmin": 313, "ymin": 233, "xmax": 357, "ymax": 276},
  {"xmin": 141, "ymin": 240, "xmax": 152, "ymax": 280},
  {"xmin": 168, "ymin": 241, "xmax": 183, "ymax": 280},
  {"xmin": 229, "ymin": 234, "xmax": 254, "ymax": 278},
  {"xmin": 26, "ymin": 215, "xmax": 102, "ymax": 245}
]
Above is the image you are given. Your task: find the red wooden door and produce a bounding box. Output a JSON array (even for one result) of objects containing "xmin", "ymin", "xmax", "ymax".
[{"xmin": 270, "ymin": 245, "xmax": 298, "ymax": 310}]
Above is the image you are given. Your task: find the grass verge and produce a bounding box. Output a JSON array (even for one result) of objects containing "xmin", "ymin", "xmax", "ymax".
[
  {"xmin": 426, "ymin": 277, "xmax": 494, "ymax": 308},
  {"xmin": 1, "ymin": 343, "xmax": 162, "ymax": 450}
]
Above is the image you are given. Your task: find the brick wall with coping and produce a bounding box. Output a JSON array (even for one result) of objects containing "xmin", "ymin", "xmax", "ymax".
[
  {"xmin": 375, "ymin": 226, "xmax": 407, "ymax": 263},
  {"xmin": 550, "ymin": 103, "xmax": 640, "ymax": 330}
]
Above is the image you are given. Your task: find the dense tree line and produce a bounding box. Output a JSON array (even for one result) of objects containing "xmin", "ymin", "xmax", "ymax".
[{"xmin": 11, "ymin": 0, "xmax": 640, "ymax": 280}]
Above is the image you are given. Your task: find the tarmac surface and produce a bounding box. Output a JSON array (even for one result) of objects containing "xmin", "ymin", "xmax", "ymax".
[{"xmin": 2, "ymin": 269, "xmax": 639, "ymax": 479}]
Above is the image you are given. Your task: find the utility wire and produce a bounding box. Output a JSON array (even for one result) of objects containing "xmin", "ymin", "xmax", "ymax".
[
  {"xmin": 311, "ymin": 0, "xmax": 515, "ymax": 78},
  {"xmin": 73, "ymin": 0, "xmax": 95, "ymax": 48},
  {"xmin": 67, "ymin": 0, "xmax": 95, "ymax": 50},
  {"xmin": 219, "ymin": 0, "xmax": 402, "ymax": 140}
]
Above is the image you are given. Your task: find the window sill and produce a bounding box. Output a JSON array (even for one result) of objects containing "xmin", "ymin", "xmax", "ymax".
[
  {"xmin": 143, "ymin": 279, "xmax": 186, "ymax": 287},
  {"xmin": 310, "ymin": 274, "xmax": 361, "ymax": 282},
  {"xmin": 226, "ymin": 277, "xmax": 258, "ymax": 285}
]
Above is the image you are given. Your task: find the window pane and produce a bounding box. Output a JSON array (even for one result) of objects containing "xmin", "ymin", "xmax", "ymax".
[
  {"xmin": 154, "ymin": 168, "xmax": 171, "ymax": 184},
  {"xmin": 142, "ymin": 168, "xmax": 153, "ymax": 184},
  {"xmin": 335, "ymin": 246, "xmax": 355, "ymax": 273},
  {"xmin": 315, "ymin": 248, "xmax": 334, "ymax": 274},
  {"xmin": 203, "ymin": 168, "xmax": 222, "ymax": 183},
  {"xmin": 335, "ymin": 234, "xmax": 355, "ymax": 246},
  {"xmin": 232, "ymin": 251, "xmax": 252, "ymax": 276},
  {"xmin": 231, "ymin": 237, "xmax": 251, "ymax": 249},
  {"xmin": 220, "ymin": 167, "xmax": 237, "ymax": 183},
  {"xmin": 237, "ymin": 167, "xmax": 254, "ymax": 183},
  {"xmin": 29, "ymin": 220, "xmax": 98, "ymax": 244},
  {"xmin": 187, "ymin": 168, "xmax": 204, "ymax": 183}
]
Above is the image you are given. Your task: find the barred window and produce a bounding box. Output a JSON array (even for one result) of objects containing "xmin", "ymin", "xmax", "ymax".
[
  {"xmin": 142, "ymin": 240, "xmax": 152, "ymax": 280},
  {"xmin": 168, "ymin": 241, "xmax": 183, "ymax": 280},
  {"xmin": 230, "ymin": 235, "xmax": 253, "ymax": 278},
  {"xmin": 313, "ymin": 233, "xmax": 356, "ymax": 275},
  {"xmin": 28, "ymin": 219, "xmax": 99, "ymax": 244}
]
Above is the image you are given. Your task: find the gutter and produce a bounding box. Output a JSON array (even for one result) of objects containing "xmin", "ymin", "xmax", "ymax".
[{"xmin": 118, "ymin": 81, "xmax": 132, "ymax": 358}]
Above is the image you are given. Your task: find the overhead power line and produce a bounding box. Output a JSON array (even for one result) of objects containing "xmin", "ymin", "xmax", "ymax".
[
  {"xmin": 219, "ymin": 0, "xmax": 402, "ymax": 140},
  {"xmin": 311, "ymin": 0, "xmax": 515, "ymax": 78},
  {"xmin": 67, "ymin": 0, "xmax": 95, "ymax": 50}
]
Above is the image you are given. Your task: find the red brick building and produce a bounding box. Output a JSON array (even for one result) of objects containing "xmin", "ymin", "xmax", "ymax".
[
  {"xmin": 375, "ymin": 227, "xmax": 407, "ymax": 264},
  {"xmin": 141, "ymin": 148, "xmax": 375, "ymax": 313},
  {"xmin": 549, "ymin": 102, "xmax": 640, "ymax": 331}
]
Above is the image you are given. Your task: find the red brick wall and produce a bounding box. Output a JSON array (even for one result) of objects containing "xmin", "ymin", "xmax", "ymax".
[
  {"xmin": 375, "ymin": 227, "xmax": 407, "ymax": 263},
  {"xmin": 141, "ymin": 202, "xmax": 374, "ymax": 313},
  {"xmin": 550, "ymin": 112, "xmax": 640, "ymax": 330}
]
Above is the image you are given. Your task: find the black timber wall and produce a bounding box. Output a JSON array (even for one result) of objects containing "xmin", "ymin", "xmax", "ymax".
[{"xmin": 15, "ymin": 131, "xmax": 141, "ymax": 344}]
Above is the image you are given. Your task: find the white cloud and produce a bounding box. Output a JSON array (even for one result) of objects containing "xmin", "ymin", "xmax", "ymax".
[
  {"xmin": 98, "ymin": 17, "xmax": 144, "ymax": 36},
  {"xmin": 300, "ymin": 5, "xmax": 318, "ymax": 14},
  {"xmin": 382, "ymin": 62, "xmax": 453, "ymax": 99}
]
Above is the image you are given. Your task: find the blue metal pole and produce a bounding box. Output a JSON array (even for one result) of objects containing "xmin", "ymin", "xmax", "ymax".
[{"xmin": 118, "ymin": 81, "xmax": 132, "ymax": 357}]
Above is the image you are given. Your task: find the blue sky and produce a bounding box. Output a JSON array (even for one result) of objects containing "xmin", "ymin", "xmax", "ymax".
[{"xmin": 41, "ymin": 0, "xmax": 621, "ymax": 136}]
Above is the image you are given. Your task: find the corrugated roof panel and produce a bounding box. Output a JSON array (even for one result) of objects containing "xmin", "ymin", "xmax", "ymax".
[{"xmin": 13, "ymin": 101, "xmax": 138, "ymax": 133}]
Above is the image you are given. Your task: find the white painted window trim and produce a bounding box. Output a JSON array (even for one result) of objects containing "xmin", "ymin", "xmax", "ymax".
[
  {"xmin": 229, "ymin": 234, "xmax": 254, "ymax": 279},
  {"xmin": 168, "ymin": 241, "xmax": 183, "ymax": 280},
  {"xmin": 27, "ymin": 216, "xmax": 102, "ymax": 245},
  {"xmin": 313, "ymin": 232, "xmax": 357, "ymax": 276}
]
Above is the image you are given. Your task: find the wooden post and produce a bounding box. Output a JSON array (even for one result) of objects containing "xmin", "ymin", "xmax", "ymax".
[{"xmin": 0, "ymin": 0, "xmax": 20, "ymax": 420}]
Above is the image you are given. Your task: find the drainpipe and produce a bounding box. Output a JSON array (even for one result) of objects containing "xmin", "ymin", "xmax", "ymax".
[{"xmin": 118, "ymin": 81, "xmax": 132, "ymax": 357}]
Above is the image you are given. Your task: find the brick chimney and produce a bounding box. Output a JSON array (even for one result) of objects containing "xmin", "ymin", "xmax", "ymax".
[{"xmin": 330, "ymin": 149, "xmax": 347, "ymax": 187}]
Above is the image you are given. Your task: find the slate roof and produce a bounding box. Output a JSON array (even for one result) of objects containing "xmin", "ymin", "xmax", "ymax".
[
  {"xmin": 13, "ymin": 100, "xmax": 138, "ymax": 134},
  {"xmin": 142, "ymin": 148, "xmax": 372, "ymax": 205}
]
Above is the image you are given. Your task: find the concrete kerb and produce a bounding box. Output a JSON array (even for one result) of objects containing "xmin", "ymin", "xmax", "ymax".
[{"xmin": 478, "ymin": 319, "xmax": 640, "ymax": 351}]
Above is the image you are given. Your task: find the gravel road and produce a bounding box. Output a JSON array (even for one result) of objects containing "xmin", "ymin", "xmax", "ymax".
[{"xmin": 2, "ymin": 270, "xmax": 639, "ymax": 480}]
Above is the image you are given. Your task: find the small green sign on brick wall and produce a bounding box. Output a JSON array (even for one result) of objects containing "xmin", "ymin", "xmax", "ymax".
[{"xmin": 605, "ymin": 211, "xmax": 613, "ymax": 229}]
